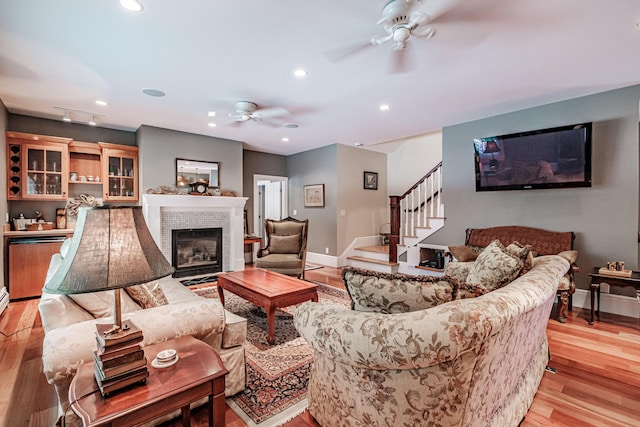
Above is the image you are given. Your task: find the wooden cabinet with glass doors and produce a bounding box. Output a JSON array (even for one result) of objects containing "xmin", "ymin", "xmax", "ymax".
[
  {"xmin": 5, "ymin": 132, "xmax": 71, "ymax": 201},
  {"xmin": 99, "ymin": 142, "xmax": 139, "ymax": 202}
]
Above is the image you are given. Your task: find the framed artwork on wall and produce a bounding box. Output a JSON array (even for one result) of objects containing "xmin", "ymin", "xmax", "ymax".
[
  {"xmin": 364, "ymin": 171, "xmax": 378, "ymax": 190},
  {"xmin": 304, "ymin": 184, "xmax": 324, "ymax": 207}
]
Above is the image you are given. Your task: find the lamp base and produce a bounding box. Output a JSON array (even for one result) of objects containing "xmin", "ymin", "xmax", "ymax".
[{"xmin": 94, "ymin": 319, "xmax": 147, "ymax": 397}]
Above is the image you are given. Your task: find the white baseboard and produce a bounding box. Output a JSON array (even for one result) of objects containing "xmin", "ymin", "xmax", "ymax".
[
  {"xmin": 572, "ymin": 289, "xmax": 640, "ymax": 319},
  {"xmin": 306, "ymin": 252, "xmax": 338, "ymax": 267}
]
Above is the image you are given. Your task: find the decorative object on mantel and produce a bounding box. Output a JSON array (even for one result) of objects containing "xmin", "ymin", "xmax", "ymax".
[
  {"xmin": 146, "ymin": 186, "xmax": 180, "ymax": 195},
  {"xmin": 221, "ymin": 190, "xmax": 237, "ymax": 197},
  {"xmin": 65, "ymin": 194, "xmax": 101, "ymax": 230}
]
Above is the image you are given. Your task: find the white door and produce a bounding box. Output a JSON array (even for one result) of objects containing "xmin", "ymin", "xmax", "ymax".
[{"xmin": 254, "ymin": 175, "xmax": 288, "ymax": 238}]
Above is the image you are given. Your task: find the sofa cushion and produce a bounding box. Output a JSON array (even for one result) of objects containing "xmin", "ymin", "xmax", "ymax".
[
  {"xmin": 125, "ymin": 281, "xmax": 169, "ymax": 308},
  {"xmin": 466, "ymin": 240, "xmax": 524, "ymax": 291},
  {"xmin": 269, "ymin": 234, "xmax": 301, "ymax": 254},
  {"xmin": 343, "ymin": 267, "xmax": 457, "ymax": 313},
  {"xmin": 69, "ymin": 290, "xmax": 141, "ymax": 319},
  {"xmin": 448, "ymin": 245, "xmax": 483, "ymax": 262}
]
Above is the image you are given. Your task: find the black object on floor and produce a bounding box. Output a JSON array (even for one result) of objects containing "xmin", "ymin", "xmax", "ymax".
[{"xmin": 179, "ymin": 275, "xmax": 219, "ymax": 286}]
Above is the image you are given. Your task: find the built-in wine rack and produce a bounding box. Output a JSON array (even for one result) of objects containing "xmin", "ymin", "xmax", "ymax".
[{"xmin": 7, "ymin": 143, "xmax": 21, "ymax": 199}]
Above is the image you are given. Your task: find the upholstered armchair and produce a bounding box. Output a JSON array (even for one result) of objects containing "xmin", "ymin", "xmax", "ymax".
[{"xmin": 255, "ymin": 216, "xmax": 308, "ymax": 279}]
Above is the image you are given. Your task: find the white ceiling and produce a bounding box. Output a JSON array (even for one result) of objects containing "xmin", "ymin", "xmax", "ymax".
[{"xmin": 1, "ymin": 0, "xmax": 639, "ymax": 156}]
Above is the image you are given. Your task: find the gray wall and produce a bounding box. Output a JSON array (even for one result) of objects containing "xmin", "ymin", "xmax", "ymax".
[
  {"xmin": 337, "ymin": 144, "xmax": 387, "ymax": 252},
  {"xmin": 137, "ymin": 125, "xmax": 244, "ymax": 196},
  {"xmin": 428, "ymin": 85, "xmax": 640, "ymax": 292},
  {"xmin": 286, "ymin": 144, "xmax": 388, "ymax": 256},
  {"xmin": 242, "ymin": 149, "xmax": 287, "ymax": 235},
  {"xmin": 287, "ymin": 145, "xmax": 338, "ymax": 255}
]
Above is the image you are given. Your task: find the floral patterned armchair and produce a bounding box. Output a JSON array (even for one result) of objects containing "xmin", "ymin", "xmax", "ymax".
[{"xmin": 294, "ymin": 256, "xmax": 569, "ymax": 427}]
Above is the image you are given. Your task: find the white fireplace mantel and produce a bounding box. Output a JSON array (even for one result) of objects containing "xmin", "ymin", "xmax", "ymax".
[{"xmin": 142, "ymin": 194, "xmax": 248, "ymax": 272}]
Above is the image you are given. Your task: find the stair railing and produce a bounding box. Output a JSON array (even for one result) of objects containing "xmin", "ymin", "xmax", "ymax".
[{"xmin": 388, "ymin": 162, "xmax": 443, "ymax": 263}]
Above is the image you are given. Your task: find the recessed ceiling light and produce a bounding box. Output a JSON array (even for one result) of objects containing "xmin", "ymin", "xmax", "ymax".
[
  {"xmin": 88, "ymin": 115, "xmax": 97, "ymax": 126},
  {"xmin": 354, "ymin": 142, "xmax": 363, "ymax": 146},
  {"xmin": 95, "ymin": 100, "xmax": 107, "ymax": 107},
  {"xmin": 379, "ymin": 104, "xmax": 390, "ymax": 111},
  {"xmin": 142, "ymin": 88, "xmax": 165, "ymax": 97},
  {"xmin": 207, "ymin": 111, "xmax": 216, "ymax": 117},
  {"xmin": 293, "ymin": 69, "xmax": 308, "ymax": 78},
  {"xmin": 208, "ymin": 123, "xmax": 217, "ymax": 128},
  {"xmin": 62, "ymin": 111, "xmax": 71, "ymax": 122},
  {"xmin": 120, "ymin": 0, "xmax": 144, "ymax": 12},
  {"xmin": 282, "ymin": 137, "xmax": 289, "ymax": 142}
]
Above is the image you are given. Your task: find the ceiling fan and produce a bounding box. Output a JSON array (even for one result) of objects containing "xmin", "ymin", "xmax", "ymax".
[
  {"xmin": 328, "ymin": 0, "xmax": 461, "ymax": 72},
  {"xmin": 228, "ymin": 101, "xmax": 290, "ymax": 126}
]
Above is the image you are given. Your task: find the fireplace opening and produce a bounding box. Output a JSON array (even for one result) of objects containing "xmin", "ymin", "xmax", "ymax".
[{"xmin": 171, "ymin": 228, "xmax": 223, "ymax": 278}]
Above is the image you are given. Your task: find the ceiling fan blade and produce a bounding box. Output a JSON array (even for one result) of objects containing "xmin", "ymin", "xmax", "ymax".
[
  {"xmin": 388, "ymin": 45, "xmax": 413, "ymax": 74},
  {"xmin": 325, "ymin": 37, "xmax": 377, "ymax": 62},
  {"xmin": 254, "ymin": 107, "xmax": 290, "ymax": 120},
  {"xmin": 415, "ymin": 0, "xmax": 462, "ymax": 23}
]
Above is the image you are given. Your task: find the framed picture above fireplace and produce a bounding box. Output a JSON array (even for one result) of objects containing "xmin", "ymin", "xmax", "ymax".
[{"xmin": 176, "ymin": 158, "xmax": 220, "ymax": 189}]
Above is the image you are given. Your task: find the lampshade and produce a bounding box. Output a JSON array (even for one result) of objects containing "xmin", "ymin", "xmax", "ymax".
[
  {"xmin": 484, "ymin": 140, "xmax": 501, "ymax": 154},
  {"xmin": 44, "ymin": 206, "xmax": 174, "ymax": 295}
]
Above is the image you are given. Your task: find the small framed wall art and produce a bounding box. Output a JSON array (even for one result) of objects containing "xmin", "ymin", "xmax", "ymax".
[
  {"xmin": 363, "ymin": 171, "xmax": 378, "ymax": 190},
  {"xmin": 304, "ymin": 184, "xmax": 325, "ymax": 207}
]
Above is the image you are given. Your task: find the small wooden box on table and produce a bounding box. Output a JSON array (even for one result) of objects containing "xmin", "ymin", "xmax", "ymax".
[
  {"xmin": 588, "ymin": 267, "xmax": 640, "ymax": 325},
  {"xmin": 69, "ymin": 335, "xmax": 228, "ymax": 427}
]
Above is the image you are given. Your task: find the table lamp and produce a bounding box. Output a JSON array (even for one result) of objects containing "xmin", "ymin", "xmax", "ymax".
[{"xmin": 44, "ymin": 206, "xmax": 174, "ymax": 395}]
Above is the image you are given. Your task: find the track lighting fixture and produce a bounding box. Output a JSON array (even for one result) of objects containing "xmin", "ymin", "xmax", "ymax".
[{"xmin": 88, "ymin": 115, "xmax": 97, "ymax": 126}]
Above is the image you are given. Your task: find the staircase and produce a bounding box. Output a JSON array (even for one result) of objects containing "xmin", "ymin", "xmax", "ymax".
[{"xmin": 347, "ymin": 162, "xmax": 445, "ymax": 274}]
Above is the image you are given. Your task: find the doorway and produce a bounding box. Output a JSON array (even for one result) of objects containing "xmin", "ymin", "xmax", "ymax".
[{"xmin": 253, "ymin": 174, "xmax": 288, "ymax": 239}]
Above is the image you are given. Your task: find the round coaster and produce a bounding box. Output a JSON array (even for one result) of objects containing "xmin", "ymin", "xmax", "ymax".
[
  {"xmin": 156, "ymin": 349, "xmax": 177, "ymax": 362},
  {"xmin": 152, "ymin": 354, "xmax": 179, "ymax": 369}
]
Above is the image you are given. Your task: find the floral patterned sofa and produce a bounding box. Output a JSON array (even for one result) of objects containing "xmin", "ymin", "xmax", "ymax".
[
  {"xmin": 39, "ymin": 243, "xmax": 247, "ymax": 425},
  {"xmin": 294, "ymin": 248, "xmax": 569, "ymax": 427}
]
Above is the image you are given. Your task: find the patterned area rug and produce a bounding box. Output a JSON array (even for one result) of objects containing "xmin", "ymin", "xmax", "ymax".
[{"xmin": 193, "ymin": 282, "xmax": 349, "ymax": 426}]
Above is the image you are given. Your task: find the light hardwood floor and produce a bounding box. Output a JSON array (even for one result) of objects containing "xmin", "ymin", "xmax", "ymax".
[{"xmin": 1, "ymin": 265, "xmax": 639, "ymax": 427}]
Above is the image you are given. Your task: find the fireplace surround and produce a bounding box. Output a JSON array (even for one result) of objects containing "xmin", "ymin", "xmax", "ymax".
[{"xmin": 142, "ymin": 194, "xmax": 248, "ymax": 274}]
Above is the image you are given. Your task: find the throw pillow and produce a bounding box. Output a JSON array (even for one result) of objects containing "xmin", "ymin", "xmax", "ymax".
[
  {"xmin": 506, "ymin": 241, "xmax": 534, "ymax": 274},
  {"xmin": 69, "ymin": 290, "xmax": 142, "ymax": 318},
  {"xmin": 125, "ymin": 281, "xmax": 169, "ymax": 309},
  {"xmin": 269, "ymin": 234, "xmax": 301, "ymax": 254},
  {"xmin": 448, "ymin": 245, "xmax": 484, "ymax": 262},
  {"xmin": 343, "ymin": 267, "xmax": 457, "ymax": 313},
  {"xmin": 466, "ymin": 240, "xmax": 524, "ymax": 291}
]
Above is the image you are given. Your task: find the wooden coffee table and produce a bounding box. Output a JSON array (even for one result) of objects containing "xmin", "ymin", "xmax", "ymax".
[
  {"xmin": 217, "ymin": 269, "xmax": 318, "ymax": 344},
  {"xmin": 69, "ymin": 335, "xmax": 227, "ymax": 427}
]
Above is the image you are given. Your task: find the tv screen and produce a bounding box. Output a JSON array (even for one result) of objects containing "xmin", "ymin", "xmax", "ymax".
[{"xmin": 474, "ymin": 122, "xmax": 592, "ymax": 192}]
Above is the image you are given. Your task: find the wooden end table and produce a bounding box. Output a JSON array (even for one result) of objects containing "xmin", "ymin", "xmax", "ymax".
[
  {"xmin": 588, "ymin": 267, "xmax": 640, "ymax": 325},
  {"xmin": 69, "ymin": 335, "xmax": 228, "ymax": 427},
  {"xmin": 217, "ymin": 268, "xmax": 318, "ymax": 344}
]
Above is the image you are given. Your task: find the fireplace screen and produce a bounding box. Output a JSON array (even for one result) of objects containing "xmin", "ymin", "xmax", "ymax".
[{"xmin": 171, "ymin": 228, "xmax": 223, "ymax": 278}]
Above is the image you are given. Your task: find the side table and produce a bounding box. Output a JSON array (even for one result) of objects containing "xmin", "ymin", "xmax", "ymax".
[
  {"xmin": 69, "ymin": 335, "xmax": 228, "ymax": 427},
  {"xmin": 588, "ymin": 267, "xmax": 640, "ymax": 325}
]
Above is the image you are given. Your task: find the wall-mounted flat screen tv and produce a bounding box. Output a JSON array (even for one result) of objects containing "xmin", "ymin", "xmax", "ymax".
[{"xmin": 474, "ymin": 122, "xmax": 592, "ymax": 192}]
